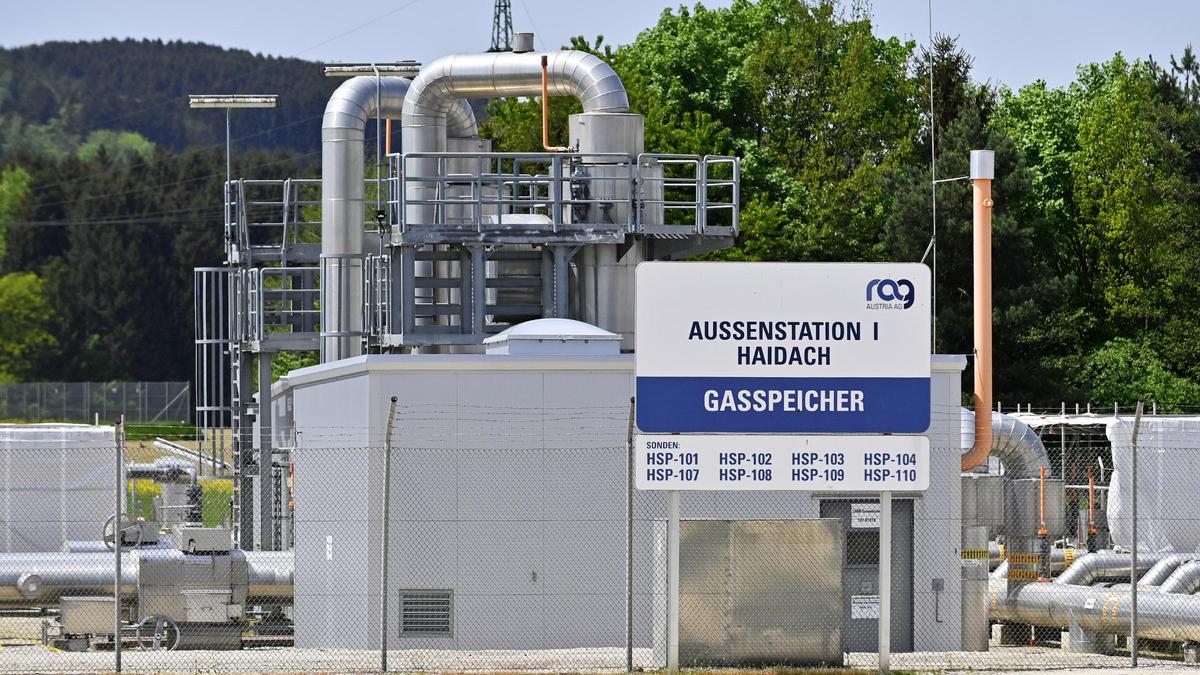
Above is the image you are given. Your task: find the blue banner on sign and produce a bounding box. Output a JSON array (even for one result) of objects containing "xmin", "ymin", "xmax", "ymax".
[{"xmin": 635, "ymin": 376, "xmax": 931, "ymax": 433}]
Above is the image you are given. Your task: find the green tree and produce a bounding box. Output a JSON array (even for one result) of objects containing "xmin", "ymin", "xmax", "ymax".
[
  {"xmin": 0, "ymin": 164, "xmax": 31, "ymax": 268},
  {"xmin": 77, "ymin": 130, "xmax": 155, "ymax": 163},
  {"xmin": 1072, "ymin": 338, "xmax": 1200, "ymax": 411},
  {"xmin": 0, "ymin": 271, "xmax": 58, "ymax": 381}
]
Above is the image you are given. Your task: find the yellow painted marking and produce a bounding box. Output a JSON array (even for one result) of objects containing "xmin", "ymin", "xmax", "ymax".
[{"xmin": 962, "ymin": 548, "xmax": 989, "ymax": 559}]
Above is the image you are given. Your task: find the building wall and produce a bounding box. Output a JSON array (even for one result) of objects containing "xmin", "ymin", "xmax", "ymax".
[{"xmin": 287, "ymin": 354, "xmax": 964, "ymax": 652}]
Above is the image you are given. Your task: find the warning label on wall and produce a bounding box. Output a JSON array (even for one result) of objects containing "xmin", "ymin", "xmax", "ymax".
[
  {"xmin": 851, "ymin": 503, "xmax": 881, "ymax": 529},
  {"xmin": 851, "ymin": 594, "xmax": 881, "ymax": 619}
]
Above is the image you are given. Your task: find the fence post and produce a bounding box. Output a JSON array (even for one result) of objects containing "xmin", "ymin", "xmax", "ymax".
[
  {"xmin": 626, "ymin": 397, "xmax": 636, "ymax": 673},
  {"xmin": 1130, "ymin": 400, "xmax": 1144, "ymax": 666},
  {"xmin": 114, "ymin": 415, "xmax": 124, "ymax": 673},
  {"xmin": 380, "ymin": 396, "xmax": 398, "ymax": 673}
]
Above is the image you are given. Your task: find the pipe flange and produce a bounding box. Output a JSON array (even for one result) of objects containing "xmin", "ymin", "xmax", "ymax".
[{"xmin": 16, "ymin": 572, "xmax": 44, "ymax": 600}]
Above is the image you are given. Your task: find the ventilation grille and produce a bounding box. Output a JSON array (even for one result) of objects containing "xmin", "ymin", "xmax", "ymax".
[{"xmin": 400, "ymin": 590, "xmax": 453, "ymax": 636}]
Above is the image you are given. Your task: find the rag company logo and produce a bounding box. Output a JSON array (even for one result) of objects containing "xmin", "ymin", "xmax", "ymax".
[{"xmin": 865, "ymin": 278, "xmax": 914, "ymax": 309}]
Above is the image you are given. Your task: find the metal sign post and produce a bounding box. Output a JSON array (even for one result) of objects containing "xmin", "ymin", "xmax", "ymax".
[
  {"xmin": 879, "ymin": 490, "xmax": 891, "ymax": 674},
  {"xmin": 667, "ymin": 490, "xmax": 681, "ymax": 673}
]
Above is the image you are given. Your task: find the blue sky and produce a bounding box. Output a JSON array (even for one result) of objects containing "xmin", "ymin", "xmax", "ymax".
[{"xmin": 1, "ymin": 0, "xmax": 1196, "ymax": 88}]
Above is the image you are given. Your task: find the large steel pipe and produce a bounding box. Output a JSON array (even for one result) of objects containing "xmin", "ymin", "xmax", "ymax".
[
  {"xmin": 320, "ymin": 76, "xmax": 477, "ymax": 361},
  {"xmin": 1055, "ymin": 551, "xmax": 1170, "ymax": 586},
  {"xmin": 0, "ymin": 550, "xmax": 293, "ymax": 607},
  {"xmin": 401, "ymin": 50, "xmax": 629, "ymax": 228},
  {"xmin": 990, "ymin": 576, "xmax": 1200, "ymax": 643},
  {"xmin": 961, "ymin": 410, "xmax": 1050, "ymax": 479},
  {"xmin": 0, "ymin": 552, "xmax": 137, "ymax": 606}
]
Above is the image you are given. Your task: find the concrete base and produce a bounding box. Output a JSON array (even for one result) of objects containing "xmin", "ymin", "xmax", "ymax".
[
  {"xmin": 51, "ymin": 636, "xmax": 90, "ymax": 652},
  {"xmin": 996, "ymin": 622, "xmax": 1032, "ymax": 646},
  {"xmin": 1062, "ymin": 615, "xmax": 1114, "ymax": 655}
]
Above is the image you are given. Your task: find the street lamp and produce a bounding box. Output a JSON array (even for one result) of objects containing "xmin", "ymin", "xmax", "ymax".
[{"xmin": 188, "ymin": 94, "xmax": 279, "ymax": 249}]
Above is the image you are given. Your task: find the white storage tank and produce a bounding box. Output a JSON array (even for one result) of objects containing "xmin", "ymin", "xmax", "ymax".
[{"xmin": 0, "ymin": 424, "xmax": 117, "ymax": 552}]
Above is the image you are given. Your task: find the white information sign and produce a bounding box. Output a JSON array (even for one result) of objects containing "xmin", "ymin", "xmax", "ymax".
[
  {"xmin": 851, "ymin": 503, "xmax": 882, "ymax": 529},
  {"xmin": 851, "ymin": 595, "xmax": 881, "ymax": 620},
  {"xmin": 635, "ymin": 434, "xmax": 929, "ymax": 491},
  {"xmin": 635, "ymin": 262, "xmax": 932, "ymax": 434}
]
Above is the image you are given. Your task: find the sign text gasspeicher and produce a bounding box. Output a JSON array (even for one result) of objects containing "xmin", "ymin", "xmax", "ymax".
[{"xmin": 635, "ymin": 262, "xmax": 932, "ymax": 433}]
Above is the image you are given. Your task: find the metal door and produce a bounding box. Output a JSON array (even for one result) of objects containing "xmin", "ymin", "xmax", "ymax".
[{"xmin": 819, "ymin": 498, "xmax": 914, "ymax": 652}]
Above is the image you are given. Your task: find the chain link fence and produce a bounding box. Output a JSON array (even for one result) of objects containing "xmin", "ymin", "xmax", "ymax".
[
  {"xmin": 2, "ymin": 414, "xmax": 1200, "ymax": 671},
  {"xmin": 0, "ymin": 382, "xmax": 191, "ymax": 424}
]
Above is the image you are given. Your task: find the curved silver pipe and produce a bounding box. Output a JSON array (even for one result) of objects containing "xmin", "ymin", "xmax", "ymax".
[
  {"xmin": 960, "ymin": 410, "xmax": 1050, "ymax": 479},
  {"xmin": 401, "ymin": 50, "xmax": 629, "ymax": 227},
  {"xmin": 990, "ymin": 576, "xmax": 1200, "ymax": 642},
  {"xmin": 1055, "ymin": 551, "xmax": 1169, "ymax": 586},
  {"xmin": 320, "ymin": 76, "xmax": 477, "ymax": 361},
  {"xmin": 1140, "ymin": 554, "xmax": 1195, "ymax": 587},
  {"xmin": 1159, "ymin": 560, "xmax": 1200, "ymax": 595}
]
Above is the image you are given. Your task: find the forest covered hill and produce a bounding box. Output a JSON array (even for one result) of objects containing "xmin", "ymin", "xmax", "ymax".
[
  {"xmin": 0, "ymin": 39, "xmax": 335, "ymax": 156},
  {"xmin": 1, "ymin": 3, "xmax": 1199, "ymax": 410}
]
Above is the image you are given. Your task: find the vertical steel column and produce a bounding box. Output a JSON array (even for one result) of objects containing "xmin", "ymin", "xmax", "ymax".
[
  {"xmin": 1131, "ymin": 401, "xmax": 1144, "ymax": 666},
  {"xmin": 237, "ymin": 350, "xmax": 254, "ymax": 549},
  {"xmin": 257, "ymin": 353, "xmax": 275, "ymax": 551},
  {"xmin": 879, "ymin": 491, "xmax": 892, "ymax": 673},
  {"xmin": 667, "ymin": 490, "xmax": 680, "ymax": 673}
]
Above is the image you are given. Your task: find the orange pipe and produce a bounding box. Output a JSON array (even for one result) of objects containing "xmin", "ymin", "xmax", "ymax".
[
  {"xmin": 540, "ymin": 55, "xmax": 569, "ymax": 152},
  {"xmin": 961, "ymin": 157, "xmax": 994, "ymax": 471},
  {"xmin": 385, "ymin": 119, "xmax": 392, "ymax": 155}
]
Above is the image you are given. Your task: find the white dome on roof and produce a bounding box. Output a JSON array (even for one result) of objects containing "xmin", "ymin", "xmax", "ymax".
[{"xmin": 483, "ymin": 319, "xmax": 622, "ymax": 355}]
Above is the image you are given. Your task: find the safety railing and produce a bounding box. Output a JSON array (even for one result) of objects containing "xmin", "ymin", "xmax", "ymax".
[
  {"xmin": 363, "ymin": 254, "xmax": 391, "ymax": 340},
  {"xmin": 635, "ymin": 153, "xmax": 740, "ymax": 236},
  {"xmin": 387, "ymin": 151, "xmax": 636, "ymax": 244},
  {"xmin": 387, "ymin": 151, "xmax": 738, "ymax": 243},
  {"xmin": 245, "ymin": 267, "xmax": 321, "ymax": 342}
]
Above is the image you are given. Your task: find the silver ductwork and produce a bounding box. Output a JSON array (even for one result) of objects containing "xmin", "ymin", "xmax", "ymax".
[
  {"xmin": 989, "ymin": 575, "xmax": 1200, "ymax": 643},
  {"xmin": 1054, "ymin": 550, "xmax": 1169, "ymax": 586},
  {"xmin": 1139, "ymin": 553, "xmax": 1195, "ymax": 587},
  {"xmin": 0, "ymin": 549, "xmax": 293, "ymax": 607},
  {"xmin": 961, "ymin": 410, "xmax": 1050, "ymax": 479},
  {"xmin": 320, "ymin": 75, "xmax": 477, "ymax": 361},
  {"xmin": 400, "ymin": 50, "xmax": 629, "ymax": 228},
  {"xmin": 1159, "ymin": 559, "xmax": 1200, "ymax": 595}
]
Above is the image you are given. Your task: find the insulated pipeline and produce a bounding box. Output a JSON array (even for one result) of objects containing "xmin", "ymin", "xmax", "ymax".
[
  {"xmin": 0, "ymin": 550, "xmax": 293, "ymax": 607},
  {"xmin": 319, "ymin": 76, "xmax": 476, "ymax": 362},
  {"xmin": 990, "ymin": 576, "xmax": 1200, "ymax": 643}
]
